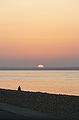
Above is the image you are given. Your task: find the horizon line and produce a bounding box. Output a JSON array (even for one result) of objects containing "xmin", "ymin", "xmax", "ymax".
[{"xmin": 0, "ymin": 67, "xmax": 79, "ymax": 70}]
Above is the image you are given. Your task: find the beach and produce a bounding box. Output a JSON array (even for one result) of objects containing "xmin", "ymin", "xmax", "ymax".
[{"xmin": 0, "ymin": 88, "xmax": 79, "ymax": 120}]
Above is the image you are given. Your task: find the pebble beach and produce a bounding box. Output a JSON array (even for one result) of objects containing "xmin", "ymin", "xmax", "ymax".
[{"xmin": 0, "ymin": 88, "xmax": 79, "ymax": 120}]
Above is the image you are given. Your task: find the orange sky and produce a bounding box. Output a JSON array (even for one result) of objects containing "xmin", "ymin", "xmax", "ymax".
[{"xmin": 0, "ymin": 0, "xmax": 79, "ymax": 67}]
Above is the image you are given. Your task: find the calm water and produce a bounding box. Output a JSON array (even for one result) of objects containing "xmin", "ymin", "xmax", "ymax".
[{"xmin": 0, "ymin": 70, "xmax": 79, "ymax": 96}]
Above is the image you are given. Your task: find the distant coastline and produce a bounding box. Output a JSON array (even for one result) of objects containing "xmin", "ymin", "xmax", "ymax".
[{"xmin": 0, "ymin": 67, "xmax": 79, "ymax": 70}]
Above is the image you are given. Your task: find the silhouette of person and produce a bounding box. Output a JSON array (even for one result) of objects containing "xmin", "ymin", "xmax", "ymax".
[{"xmin": 18, "ymin": 86, "xmax": 21, "ymax": 91}]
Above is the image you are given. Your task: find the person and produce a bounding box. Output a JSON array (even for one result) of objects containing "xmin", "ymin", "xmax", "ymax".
[{"xmin": 18, "ymin": 86, "xmax": 21, "ymax": 91}]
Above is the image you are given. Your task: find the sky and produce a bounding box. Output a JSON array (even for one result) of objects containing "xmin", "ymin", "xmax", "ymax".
[{"xmin": 0, "ymin": 0, "xmax": 79, "ymax": 67}]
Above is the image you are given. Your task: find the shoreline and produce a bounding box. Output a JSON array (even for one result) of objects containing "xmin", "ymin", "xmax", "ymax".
[{"xmin": 0, "ymin": 88, "xmax": 79, "ymax": 119}]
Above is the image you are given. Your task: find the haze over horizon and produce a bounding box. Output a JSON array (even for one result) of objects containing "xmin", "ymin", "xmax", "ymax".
[{"xmin": 0, "ymin": 0, "xmax": 79, "ymax": 67}]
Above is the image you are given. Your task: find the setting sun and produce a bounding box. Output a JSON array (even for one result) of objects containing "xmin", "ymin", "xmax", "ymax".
[
  {"xmin": 0, "ymin": 1, "xmax": 79, "ymax": 119},
  {"xmin": 37, "ymin": 64, "xmax": 45, "ymax": 68}
]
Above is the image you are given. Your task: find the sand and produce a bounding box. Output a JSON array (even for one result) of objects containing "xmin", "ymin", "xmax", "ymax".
[{"xmin": 0, "ymin": 88, "xmax": 79, "ymax": 120}]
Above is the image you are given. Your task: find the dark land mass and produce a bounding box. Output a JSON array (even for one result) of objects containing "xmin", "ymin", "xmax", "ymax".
[
  {"xmin": 0, "ymin": 110, "xmax": 30, "ymax": 120},
  {"xmin": 0, "ymin": 89, "xmax": 79, "ymax": 120},
  {"xmin": 0, "ymin": 67, "xmax": 79, "ymax": 70}
]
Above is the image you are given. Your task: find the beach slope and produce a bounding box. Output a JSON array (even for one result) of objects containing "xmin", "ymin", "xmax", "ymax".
[{"xmin": 0, "ymin": 89, "xmax": 79, "ymax": 120}]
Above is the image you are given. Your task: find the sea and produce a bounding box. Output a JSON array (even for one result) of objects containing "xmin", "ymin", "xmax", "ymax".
[{"xmin": 0, "ymin": 70, "xmax": 79, "ymax": 96}]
